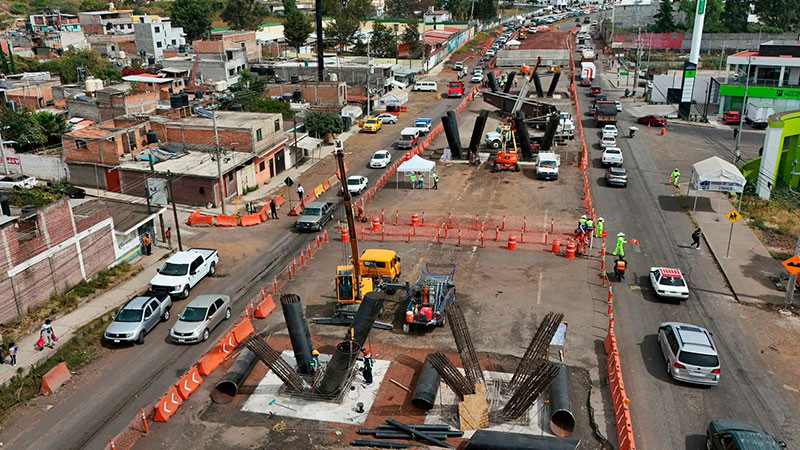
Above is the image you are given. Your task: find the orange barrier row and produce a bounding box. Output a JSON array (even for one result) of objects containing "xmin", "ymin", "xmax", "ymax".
[
  {"xmin": 186, "ymin": 210, "xmax": 214, "ymax": 226},
  {"xmin": 154, "ymin": 386, "xmax": 183, "ymax": 422},
  {"xmin": 215, "ymin": 215, "xmax": 239, "ymax": 227},
  {"xmin": 176, "ymin": 366, "xmax": 203, "ymax": 400}
]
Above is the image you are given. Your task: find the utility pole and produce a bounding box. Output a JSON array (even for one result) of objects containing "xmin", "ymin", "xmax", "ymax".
[
  {"xmin": 366, "ymin": 37, "xmax": 371, "ymax": 118},
  {"xmin": 734, "ymin": 57, "xmax": 752, "ymax": 165},
  {"xmin": 632, "ymin": 26, "xmax": 641, "ymax": 99},
  {"xmin": 166, "ymin": 171, "xmax": 183, "ymax": 251},
  {"xmin": 147, "ymin": 152, "xmax": 167, "ymax": 242},
  {"xmin": 785, "ymin": 232, "xmax": 800, "ymax": 308},
  {"xmin": 0, "ymin": 129, "xmax": 9, "ymax": 175},
  {"xmin": 212, "ymin": 111, "xmax": 227, "ymax": 215}
]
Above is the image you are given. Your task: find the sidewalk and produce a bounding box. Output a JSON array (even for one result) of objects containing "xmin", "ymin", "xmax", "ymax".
[
  {"xmin": 691, "ymin": 190, "xmax": 786, "ymax": 305},
  {"xmin": 0, "ymin": 246, "xmax": 170, "ymax": 386}
]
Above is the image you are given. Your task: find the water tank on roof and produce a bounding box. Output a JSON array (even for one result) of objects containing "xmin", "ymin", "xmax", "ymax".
[
  {"xmin": 290, "ymin": 75, "xmax": 299, "ymax": 84},
  {"xmin": 293, "ymin": 89, "xmax": 302, "ymax": 101},
  {"xmin": 266, "ymin": 67, "xmax": 276, "ymax": 76},
  {"xmin": 281, "ymin": 93, "xmax": 292, "ymax": 102},
  {"xmin": 214, "ymin": 81, "xmax": 228, "ymax": 92},
  {"xmin": 85, "ymin": 77, "xmax": 102, "ymax": 92},
  {"xmin": 118, "ymin": 51, "xmax": 126, "ymax": 60},
  {"xmin": 179, "ymin": 92, "xmax": 189, "ymax": 106},
  {"xmin": 146, "ymin": 130, "xmax": 158, "ymax": 144},
  {"xmin": 170, "ymin": 94, "xmax": 183, "ymax": 108}
]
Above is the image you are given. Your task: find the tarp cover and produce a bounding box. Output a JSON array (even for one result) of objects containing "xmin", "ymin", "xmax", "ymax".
[
  {"xmin": 397, "ymin": 155, "xmax": 435, "ymax": 173},
  {"xmin": 690, "ymin": 156, "xmax": 746, "ymax": 193}
]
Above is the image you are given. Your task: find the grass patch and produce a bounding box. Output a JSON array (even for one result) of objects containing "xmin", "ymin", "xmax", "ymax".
[
  {"xmin": 0, "ymin": 316, "xmax": 108, "ymax": 427},
  {"xmin": 740, "ymin": 195, "xmax": 800, "ymax": 237}
]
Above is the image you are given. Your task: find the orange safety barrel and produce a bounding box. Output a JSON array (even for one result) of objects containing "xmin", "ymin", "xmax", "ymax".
[
  {"xmin": 565, "ymin": 240, "xmax": 576, "ymax": 259},
  {"xmin": 341, "ymin": 226, "xmax": 350, "ymax": 243},
  {"xmin": 411, "ymin": 212, "xmax": 420, "ymax": 227},
  {"xmin": 552, "ymin": 238, "xmax": 561, "ymax": 255},
  {"xmin": 372, "ymin": 217, "xmax": 381, "ymax": 231},
  {"xmin": 508, "ymin": 234, "xmax": 517, "ymax": 250}
]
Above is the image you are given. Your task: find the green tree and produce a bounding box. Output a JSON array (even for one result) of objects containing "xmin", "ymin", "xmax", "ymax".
[
  {"xmin": 222, "ymin": 0, "xmax": 270, "ymax": 30},
  {"xmin": 283, "ymin": 9, "xmax": 313, "ymax": 56},
  {"xmin": 371, "ymin": 22, "xmax": 398, "ymax": 58},
  {"xmin": 32, "ymin": 112, "xmax": 71, "ymax": 145},
  {"xmin": 754, "ymin": 0, "xmax": 799, "ymax": 32},
  {"xmin": 471, "ymin": 0, "xmax": 497, "ymax": 21},
  {"xmin": 720, "ymin": 0, "xmax": 749, "ymax": 32},
  {"xmin": 170, "ymin": 0, "xmax": 215, "ymax": 41},
  {"xmin": 39, "ymin": 49, "xmax": 121, "ymax": 84},
  {"xmin": 402, "ymin": 14, "xmax": 421, "ymax": 58},
  {"xmin": 10, "ymin": 2, "xmax": 29, "ymax": 15},
  {"xmin": 679, "ymin": 0, "xmax": 723, "ymax": 31},
  {"xmin": 0, "ymin": 13, "xmax": 14, "ymax": 31},
  {"xmin": 80, "ymin": 0, "xmax": 108, "ymax": 11},
  {"xmin": 282, "ymin": 0, "xmax": 297, "ymax": 12},
  {"xmin": 652, "ymin": 0, "xmax": 677, "ymax": 32},
  {"xmin": 0, "ymin": 109, "xmax": 46, "ymax": 151},
  {"xmin": 325, "ymin": 0, "xmax": 371, "ymax": 54},
  {"xmin": 305, "ymin": 112, "xmax": 343, "ymax": 138}
]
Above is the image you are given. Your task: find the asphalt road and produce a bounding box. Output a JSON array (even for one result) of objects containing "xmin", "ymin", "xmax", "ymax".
[
  {"xmin": 580, "ymin": 49, "xmax": 800, "ymax": 448},
  {"xmin": 0, "ymin": 79, "xmax": 465, "ymax": 450}
]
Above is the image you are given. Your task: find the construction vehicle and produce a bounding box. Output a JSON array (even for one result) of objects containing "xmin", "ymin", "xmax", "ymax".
[
  {"xmin": 403, "ymin": 264, "xmax": 457, "ymax": 333},
  {"xmin": 488, "ymin": 124, "xmax": 521, "ymax": 172}
]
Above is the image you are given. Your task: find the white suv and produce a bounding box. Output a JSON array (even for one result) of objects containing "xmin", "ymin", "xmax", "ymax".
[
  {"xmin": 657, "ymin": 322, "xmax": 720, "ymax": 386},
  {"xmin": 602, "ymin": 124, "xmax": 618, "ymax": 138},
  {"xmin": 600, "ymin": 135, "xmax": 617, "ymax": 149}
]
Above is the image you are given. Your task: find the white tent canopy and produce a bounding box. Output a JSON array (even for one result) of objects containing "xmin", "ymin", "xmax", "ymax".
[
  {"xmin": 505, "ymin": 39, "xmax": 521, "ymax": 46},
  {"xmin": 396, "ymin": 155, "xmax": 436, "ymax": 189},
  {"xmin": 690, "ymin": 156, "xmax": 746, "ymax": 194}
]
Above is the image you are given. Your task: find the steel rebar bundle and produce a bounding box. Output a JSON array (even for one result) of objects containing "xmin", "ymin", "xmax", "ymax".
[
  {"xmin": 428, "ymin": 352, "xmax": 475, "ymax": 400},
  {"xmin": 245, "ymin": 335, "xmax": 308, "ymax": 392},
  {"xmin": 446, "ymin": 304, "xmax": 485, "ymax": 387},
  {"xmin": 510, "ymin": 312, "xmax": 564, "ymax": 387},
  {"xmin": 502, "ymin": 361, "xmax": 560, "ymax": 419}
]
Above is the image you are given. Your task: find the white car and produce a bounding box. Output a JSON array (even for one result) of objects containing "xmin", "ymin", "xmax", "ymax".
[
  {"xmin": 346, "ymin": 175, "xmax": 369, "ymax": 195},
  {"xmin": 600, "ymin": 135, "xmax": 617, "ymax": 149},
  {"xmin": 0, "ymin": 175, "xmax": 37, "ymax": 190},
  {"xmin": 615, "ymin": 101, "xmax": 622, "ymax": 112},
  {"xmin": 471, "ymin": 74, "xmax": 483, "ymax": 83},
  {"xmin": 375, "ymin": 113, "xmax": 398, "ymax": 124},
  {"xmin": 649, "ymin": 267, "xmax": 690, "ymax": 300},
  {"xmin": 602, "ymin": 124, "xmax": 618, "ymax": 138},
  {"xmin": 601, "ymin": 147, "xmax": 623, "ymax": 166},
  {"xmin": 369, "ymin": 150, "xmax": 392, "ymax": 168}
]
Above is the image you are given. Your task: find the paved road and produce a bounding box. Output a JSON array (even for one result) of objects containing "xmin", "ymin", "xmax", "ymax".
[
  {"xmin": 580, "ymin": 48, "xmax": 800, "ymax": 448},
  {"xmin": 0, "ymin": 86, "xmax": 465, "ymax": 449}
]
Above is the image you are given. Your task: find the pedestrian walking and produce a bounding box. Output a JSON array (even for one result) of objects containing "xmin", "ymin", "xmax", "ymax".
[
  {"xmin": 670, "ymin": 168, "xmax": 680, "ymax": 187},
  {"xmin": 418, "ymin": 174, "xmax": 424, "ymax": 189},
  {"xmin": 297, "ymin": 184, "xmax": 305, "ymax": 202},
  {"xmin": 310, "ymin": 349, "xmax": 320, "ymax": 375},
  {"xmin": 361, "ymin": 348, "xmax": 374, "ymax": 385},
  {"xmin": 612, "ymin": 232, "xmax": 627, "ymax": 257},
  {"xmin": 690, "ymin": 228, "xmax": 701, "ymax": 249},
  {"xmin": 142, "ymin": 233, "xmax": 153, "ymax": 256},
  {"xmin": 41, "ymin": 319, "xmax": 56, "ymax": 349},
  {"xmin": 433, "ymin": 172, "xmax": 439, "ymax": 190},
  {"xmin": 410, "ymin": 173, "xmax": 416, "ymax": 189},
  {"xmin": 8, "ymin": 342, "xmax": 17, "ymax": 366},
  {"xmin": 269, "ymin": 199, "xmax": 279, "ymax": 219},
  {"xmin": 595, "ymin": 217, "xmax": 605, "ymax": 238},
  {"xmin": 165, "ymin": 227, "xmax": 172, "ymax": 249},
  {"xmin": 733, "ymin": 128, "xmax": 739, "ymax": 140},
  {"xmin": 0, "ymin": 330, "xmax": 4, "ymax": 364}
]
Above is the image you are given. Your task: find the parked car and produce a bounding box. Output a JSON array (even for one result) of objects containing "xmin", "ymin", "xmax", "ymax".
[
  {"xmin": 649, "ymin": 267, "xmax": 689, "ymax": 300},
  {"xmin": 104, "ymin": 294, "xmax": 172, "ymax": 344},
  {"xmin": 580, "ymin": 78, "xmax": 592, "ymax": 87},
  {"xmin": 295, "ymin": 201, "xmax": 335, "ymax": 231},
  {"xmin": 150, "ymin": 249, "xmax": 219, "ymax": 299},
  {"xmin": 602, "ymin": 124, "xmax": 618, "ymax": 138},
  {"xmin": 375, "ymin": 113, "xmax": 398, "ymax": 124},
  {"xmin": 169, "ymin": 295, "xmax": 231, "ymax": 344},
  {"xmin": 589, "ymin": 86, "xmax": 602, "ymax": 96},
  {"xmin": 706, "ymin": 420, "xmax": 786, "ymax": 449},
  {"xmin": 0, "ymin": 175, "xmax": 37, "ymax": 190},
  {"xmin": 369, "ymin": 150, "xmax": 392, "ymax": 168},
  {"xmin": 600, "ymin": 135, "xmax": 617, "ymax": 149},
  {"xmin": 615, "ymin": 101, "xmax": 622, "ymax": 112},
  {"xmin": 347, "ymin": 175, "xmax": 369, "ymax": 195},
  {"xmin": 637, "ymin": 115, "xmax": 668, "ymax": 126},
  {"xmin": 722, "ymin": 111, "xmax": 742, "ymax": 125},
  {"xmin": 453, "ymin": 61, "xmax": 464, "ymax": 71},
  {"xmin": 605, "ymin": 166, "xmax": 628, "ymax": 187},
  {"xmin": 601, "ymin": 147, "xmax": 623, "ymax": 166},
  {"xmin": 657, "ymin": 322, "xmax": 720, "ymax": 386}
]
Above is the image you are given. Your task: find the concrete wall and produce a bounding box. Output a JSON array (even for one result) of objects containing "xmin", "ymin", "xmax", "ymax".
[
  {"xmin": 67, "ymin": 162, "xmax": 109, "ymax": 190},
  {"xmin": 3, "ymin": 149, "xmax": 69, "ymax": 181},
  {"xmin": 67, "ymin": 99, "xmax": 102, "ymax": 121},
  {"xmin": 682, "ymin": 33, "xmax": 800, "ymax": 52},
  {"xmin": 496, "ymin": 49, "xmax": 570, "ymax": 67}
]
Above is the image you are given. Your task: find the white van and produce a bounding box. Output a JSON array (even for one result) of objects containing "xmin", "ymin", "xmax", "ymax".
[{"xmin": 413, "ymin": 80, "xmax": 438, "ymax": 92}]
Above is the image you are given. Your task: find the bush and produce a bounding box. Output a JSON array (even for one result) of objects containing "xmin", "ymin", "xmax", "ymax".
[{"xmin": 305, "ymin": 112, "xmax": 343, "ymax": 139}]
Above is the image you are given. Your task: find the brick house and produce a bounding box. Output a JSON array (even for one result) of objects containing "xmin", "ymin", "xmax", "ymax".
[
  {"xmin": 96, "ymin": 86, "xmax": 160, "ymax": 121},
  {"xmin": 0, "ymin": 72, "xmax": 60, "ymax": 109},
  {"xmin": 265, "ymin": 81, "xmax": 347, "ymax": 107},
  {"xmin": 204, "ymin": 31, "xmax": 261, "ymax": 62}
]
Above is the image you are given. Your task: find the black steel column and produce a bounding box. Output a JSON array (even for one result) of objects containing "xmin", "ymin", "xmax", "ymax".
[
  {"xmin": 441, "ymin": 114, "xmax": 463, "ymax": 159},
  {"xmin": 350, "ymin": 291, "xmax": 385, "ymax": 349},
  {"xmin": 514, "ymin": 113, "xmax": 533, "ymax": 160},
  {"xmin": 467, "ymin": 110, "xmax": 489, "ymax": 155},
  {"xmin": 446, "ymin": 110, "xmax": 461, "ymax": 147},
  {"xmin": 318, "ymin": 340, "xmax": 362, "ymax": 395},
  {"xmin": 540, "ymin": 115, "xmax": 560, "ymax": 152},
  {"xmin": 546, "ymin": 71, "xmax": 561, "ymax": 97},
  {"xmin": 411, "ymin": 356, "xmax": 441, "ymax": 410},
  {"xmin": 503, "ymin": 71, "xmax": 516, "ymax": 93},
  {"xmin": 532, "ymin": 72, "xmax": 544, "ymax": 97},
  {"xmin": 280, "ymin": 294, "xmax": 314, "ymax": 376},
  {"xmin": 315, "ymin": 0, "xmax": 324, "ymax": 81},
  {"xmin": 487, "ymin": 71, "xmax": 499, "ymax": 92}
]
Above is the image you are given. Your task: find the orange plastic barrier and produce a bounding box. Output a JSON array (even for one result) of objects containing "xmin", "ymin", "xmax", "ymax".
[
  {"xmin": 197, "ymin": 349, "xmax": 225, "ymax": 376},
  {"xmin": 176, "ymin": 366, "xmax": 203, "ymax": 400},
  {"xmin": 289, "ymin": 202, "xmax": 304, "ymax": 216},
  {"xmin": 41, "ymin": 362, "xmax": 71, "ymax": 395},
  {"xmin": 241, "ymin": 213, "xmax": 262, "ymax": 227},
  {"xmin": 154, "ymin": 386, "xmax": 183, "ymax": 422},
  {"xmin": 328, "ymin": 174, "xmax": 340, "ymax": 186},
  {"xmin": 195, "ymin": 214, "xmax": 214, "ymax": 226},
  {"xmin": 218, "ymin": 331, "xmax": 238, "ymax": 357},
  {"xmin": 259, "ymin": 206, "xmax": 269, "ymax": 222},
  {"xmin": 186, "ymin": 210, "xmax": 201, "ymax": 225},
  {"xmin": 233, "ymin": 316, "xmax": 255, "ymax": 343},
  {"xmin": 322, "ymin": 180, "xmax": 331, "ymax": 191},
  {"xmin": 215, "ymin": 215, "xmax": 239, "ymax": 227},
  {"xmin": 274, "ymin": 194, "xmax": 285, "ymax": 207},
  {"xmin": 314, "ymin": 184, "xmax": 325, "ymax": 197},
  {"xmin": 254, "ymin": 292, "xmax": 276, "ymax": 318},
  {"xmin": 304, "ymin": 192, "xmax": 317, "ymax": 203}
]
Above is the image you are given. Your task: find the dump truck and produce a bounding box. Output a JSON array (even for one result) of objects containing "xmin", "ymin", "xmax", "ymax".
[
  {"xmin": 403, "ymin": 264, "xmax": 456, "ymax": 333},
  {"xmin": 595, "ymin": 100, "xmax": 618, "ymax": 126}
]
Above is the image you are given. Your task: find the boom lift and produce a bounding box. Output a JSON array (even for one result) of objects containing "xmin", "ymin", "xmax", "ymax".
[{"xmin": 492, "ymin": 56, "xmax": 542, "ymax": 172}]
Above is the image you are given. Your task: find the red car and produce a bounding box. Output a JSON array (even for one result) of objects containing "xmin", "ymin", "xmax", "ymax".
[
  {"xmin": 722, "ymin": 111, "xmax": 741, "ymax": 124},
  {"xmin": 637, "ymin": 115, "xmax": 667, "ymax": 126},
  {"xmin": 590, "ymin": 86, "xmax": 602, "ymax": 96},
  {"xmin": 580, "ymin": 79, "xmax": 592, "ymax": 87}
]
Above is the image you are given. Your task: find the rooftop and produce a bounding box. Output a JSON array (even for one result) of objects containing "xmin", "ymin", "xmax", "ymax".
[
  {"xmin": 167, "ymin": 111, "xmax": 280, "ymax": 129},
  {"xmin": 122, "ymin": 75, "xmax": 175, "ymax": 84},
  {"xmin": 119, "ymin": 150, "xmax": 255, "ymax": 178},
  {"xmin": 65, "ymin": 126, "xmax": 118, "ymax": 140},
  {"xmin": 71, "ymin": 198, "xmax": 166, "ymax": 234}
]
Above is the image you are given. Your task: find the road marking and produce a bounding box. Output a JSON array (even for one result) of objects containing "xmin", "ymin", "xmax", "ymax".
[{"xmin": 537, "ymin": 272, "xmax": 543, "ymax": 305}]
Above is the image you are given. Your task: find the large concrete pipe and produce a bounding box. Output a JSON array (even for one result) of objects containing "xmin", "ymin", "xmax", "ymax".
[
  {"xmin": 547, "ymin": 71, "xmax": 561, "ymax": 97},
  {"xmin": 446, "ymin": 110, "xmax": 461, "ymax": 147},
  {"xmin": 532, "ymin": 72, "xmax": 544, "ymax": 97},
  {"xmin": 411, "ymin": 356, "xmax": 441, "ymax": 410},
  {"xmin": 441, "ymin": 114, "xmax": 463, "ymax": 159},
  {"xmin": 513, "ymin": 112, "xmax": 533, "ymax": 161},
  {"xmin": 487, "ymin": 71, "xmax": 499, "ymax": 92},
  {"xmin": 280, "ymin": 294, "xmax": 314, "ymax": 376},
  {"xmin": 350, "ymin": 291, "xmax": 385, "ymax": 349},
  {"xmin": 318, "ymin": 340, "xmax": 362, "ymax": 396},
  {"xmin": 549, "ymin": 363, "xmax": 575, "ymax": 437},
  {"xmin": 503, "ymin": 71, "xmax": 516, "ymax": 94},
  {"xmin": 467, "ymin": 110, "xmax": 489, "ymax": 156},
  {"xmin": 211, "ymin": 348, "xmax": 258, "ymax": 404},
  {"xmin": 464, "ymin": 430, "xmax": 579, "ymax": 450}
]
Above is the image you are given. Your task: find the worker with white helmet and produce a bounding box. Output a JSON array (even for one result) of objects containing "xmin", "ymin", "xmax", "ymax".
[
  {"xmin": 613, "ymin": 232, "xmax": 627, "ymax": 257},
  {"xmin": 595, "ymin": 217, "xmax": 605, "ymax": 238}
]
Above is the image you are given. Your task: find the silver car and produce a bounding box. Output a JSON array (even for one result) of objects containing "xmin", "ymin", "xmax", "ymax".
[
  {"xmin": 104, "ymin": 294, "xmax": 172, "ymax": 345},
  {"xmin": 657, "ymin": 322, "xmax": 720, "ymax": 386},
  {"xmin": 169, "ymin": 295, "xmax": 231, "ymax": 344}
]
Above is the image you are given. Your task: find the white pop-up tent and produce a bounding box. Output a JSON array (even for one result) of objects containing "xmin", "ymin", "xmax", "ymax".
[
  {"xmin": 688, "ymin": 156, "xmax": 747, "ymax": 211},
  {"xmin": 396, "ymin": 155, "xmax": 436, "ymax": 189}
]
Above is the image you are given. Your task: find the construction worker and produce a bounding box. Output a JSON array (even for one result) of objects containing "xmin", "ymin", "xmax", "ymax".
[
  {"xmin": 614, "ymin": 257, "xmax": 626, "ymax": 281},
  {"xmin": 418, "ymin": 173, "xmax": 424, "ymax": 189},
  {"xmin": 310, "ymin": 350, "xmax": 320, "ymax": 375},
  {"xmin": 578, "ymin": 215, "xmax": 588, "ymax": 233},
  {"xmin": 670, "ymin": 168, "xmax": 680, "ymax": 187},
  {"xmin": 595, "ymin": 217, "xmax": 605, "ymax": 238},
  {"xmin": 361, "ymin": 348, "xmax": 374, "ymax": 385},
  {"xmin": 585, "ymin": 217, "xmax": 594, "ymax": 234},
  {"xmin": 432, "ymin": 172, "xmax": 439, "ymax": 190},
  {"xmin": 410, "ymin": 173, "xmax": 416, "ymax": 189},
  {"xmin": 612, "ymin": 232, "xmax": 627, "ymax": 257}
]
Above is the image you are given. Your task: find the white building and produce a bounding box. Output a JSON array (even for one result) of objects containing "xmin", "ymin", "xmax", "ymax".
[{"xmin": 134, "ymin": 16, "xmax": 185, "ymax": 62}]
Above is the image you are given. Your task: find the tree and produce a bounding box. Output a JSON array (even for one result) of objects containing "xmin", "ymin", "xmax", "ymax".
[
  {"xmin": 0, "ymin": 13, "xmax": 14, "ymax": 31},
  {"xmin": 39, "ymin": 49, "xmax": 121, "ymax": 84},
  {"xmin": 721, "ymin": 0, "xmax": 749, "ymax": 33},
  {"xmin": 371, "ymin": 22, "xmax": 398, "ymax": 58},
  {"xmin": 222, "ymin": 0, "xmax": 270, "ymax": 30},
  {"xmin": 325, "ymin": 0, "xmax": 371, "ymax": 54},
  {"xmin": 754, "ymin": 0, "xmax": 799, "ymax": 32},
  {"xmin": 402, "ymin": 14, "xmax": 421, "ymax": 58},
  {"xmin": 170, "ymin": 0, "xmax": 215, "ymax": 42},
  {"xmin": 32, "ymin": 112, "xmax": 71, "ymax": 145},
  {"xmin": 282, "ymin": 0, "xmax": 298, "ymax": 12},
  {"xmin": 0, "ymin": 109, "xmax": 46, "ymax": 151},
  {"xmin": 10, "ymin": 2, "xmax": 29, "ymax": 15},
  {"xmin": 80, "ymin": 0, "xmax": 108, "ymax": 11},
  {"xmin": 305, "ymin": 112, "xmax": 343, "ymax": 138},
  {"xmin": 471, "ymin": 0, "xmax": 497, "ymax": 21},
  {"xmin": 652, "ymin": 0, "xmax": 676, "ymax": 32},
  {"xmin": 679, "ymin": 0, "xmax": 723, "ymax": 31},
  {"xmin": 283, "ymin": 9, "xmax": 313, "ymax": 55}
]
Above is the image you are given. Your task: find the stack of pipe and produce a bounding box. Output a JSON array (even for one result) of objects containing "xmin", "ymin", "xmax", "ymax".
[{"xmin": 352, "ymin": 418, "xmax": 458, "ymax": 448}]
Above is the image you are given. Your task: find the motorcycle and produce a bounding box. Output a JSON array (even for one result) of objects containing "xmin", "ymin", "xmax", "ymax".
[{"xmin": 613, "ymin": 258, "xmax": 626, "ymax": 282}]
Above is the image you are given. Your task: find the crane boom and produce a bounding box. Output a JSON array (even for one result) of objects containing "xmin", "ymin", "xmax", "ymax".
[
  {"xmin": 335, "ymin": 141, "xmax": 363, "ymax": 299},
  {"xmin": 510, "ymin": 56, "xmax": 542, "ymax": 117}
]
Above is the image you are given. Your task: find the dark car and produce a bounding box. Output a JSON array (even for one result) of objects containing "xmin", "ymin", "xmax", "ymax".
[
  {"xmin": 580, "ymin": 79, "xmax": 592, "ymax": 87},
  {"xmin": 706, "ymin": 420, "xmax": 786, "ymax": 449},
  {"xmin": 722, "ymin": 111, "xmax": 742, "ymax": 124},
  {"xmin": 605, "ymin": 167, "xmax": 628, "ymax": 187},
  {"xmin": 637, "ymin": 115, "xmax": 667, "ymax": 126},
  {"xmin": 589, "ymin": 86, "xmax": 602, "ymax": 96},
  {"xmin": 596, "ymin": 93, "xmax": 608, "ymax": 102}
]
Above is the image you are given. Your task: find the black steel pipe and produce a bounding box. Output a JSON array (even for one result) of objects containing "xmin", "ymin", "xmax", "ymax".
[
  {"xmin": 314, "ymin": 0, "xmax": 324, "ymax": 81},
  {"xmin": 503, "ymin": 71, "xmax": 516, "ymax": 93},
  {"xmin": 317, "ymin": 340, "xmax": 361, "ymax": 395},
  {"xmin": 467, "ymin": 110, "xmax": 489, "ymax": 155},
  {"xmin": 513, "ymin": 113, "xmax": 533, "ymax": 161},
  {"xmin": 350, "ymin": 291, "xmax": 385, "ymax": 349},
  {"xmin": 280, "ymin": 294, "xmax": 314, "ymax": 376},
  {"xmin": 441, "ymin": 114, "xmax": 463, "ymax": 159},
  {"xmin": 446, "ymin": 110, "xmax": 461, "ymax": 147},
  {"xmin": 532, "ymin": 72, "xmax": 544, "ymax": 97},
  {"xmin": 487, "ymin": 71, "xmax": 499, "ymax": 92},
  {"xmin": 411, "ymin": 357, "xmax": 440, "ymax": 410},
  {"xmin": 386, "ymin": 418, "xmax": 453, "ymax": 449},
  {"xmin": 540, "ymin": 115, "xmax": 560, "ymax": 152},
  {"xmin": 352, "ymin": 439, "xmax": 415, "ymax": 448},
  {"xmin": 464, "ymin": 430, "xmax": 580, "ymax": 450},
  {"xmin": 549, "ymin": 363, "xmax": 575, "ymax": 438},
  {"xmin": 210, "ymin": 348, "xmax": 258, "ymax": 404},
  {"xmin": 373, "ymin": 431, "xmax": 459, "ymax": 439},
  {"xmin": 377, "ymin": 424, "xmax": 453, "ymax": 431},
  {"xmin": 547, "ymin": 71, "xmax": 561, "ymax": 97}
]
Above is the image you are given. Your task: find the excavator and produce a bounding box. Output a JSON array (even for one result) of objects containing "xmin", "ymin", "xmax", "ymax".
[{"xmin": 492, "ymin": 56, "xmax": 542, "ymax": 173}]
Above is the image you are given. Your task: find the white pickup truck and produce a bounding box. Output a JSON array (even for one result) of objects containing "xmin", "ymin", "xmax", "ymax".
[
  {"xmin": 536, "ymin": 152, "xmax": 561, "ymax": 180},
  {"xmin": 150, "ymin": 248, "xmax": 219, "ymax": 299}
]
